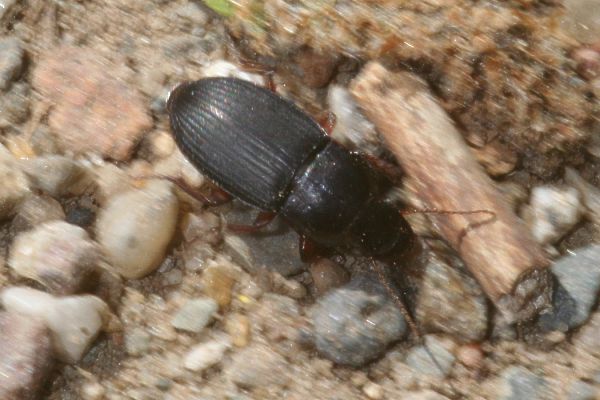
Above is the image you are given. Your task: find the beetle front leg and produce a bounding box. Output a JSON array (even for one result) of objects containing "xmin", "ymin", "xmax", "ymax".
[{"xmin": 227, "ymin": 211, "xmax": 277, "ymax": 234}]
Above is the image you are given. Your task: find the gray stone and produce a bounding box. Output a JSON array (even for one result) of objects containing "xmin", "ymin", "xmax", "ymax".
[
  {"xmin": 171, "ymin": 298, "xmax": 218, "ymax": 333},
  {"xmin": 0, "ymin": 312, "xmax": 54, "ymax": 400},
  {"xmin": 311, "ymin": 279, "xmax": 407, "ymax": 367},
  {"xmin": 0, "ymin": 37, "xmax": 24, "ymax": 91},
  {"xmin": 8, "ymin": 221, "xmax": 99, "ymax": 294},
  {"xmin": 566, "ymin": 380, "xmax": 597, "ymax": 400},
  {"xmin": 536, "ymin": 245, "xmax": 600, "ymax": 332},
  {"xmin": 416, "ymin": 255, "xmax": 488, "ymax": 342},
  {"xmin": 226, "ymin": 344, "xmax": 290, "ymax": 389},
  {"xmin": 125, "ymin": 328, "xmax": 151, "ymax": 356},
  {"xmin": 495, "ymin": 366, "xmax": 549, "ymax": 400},
  {"xmin": 405, "ymin": 336, "xmax": 455, "ymax": 378},
  {"xmin": 575, "ymin": 312, "xmax": 600, "ymax": 357}
]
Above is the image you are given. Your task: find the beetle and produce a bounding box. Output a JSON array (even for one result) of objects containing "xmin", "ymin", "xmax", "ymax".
[{"xmin": 167, "ymin": 77, "xmax": 417, "ymax": 263}]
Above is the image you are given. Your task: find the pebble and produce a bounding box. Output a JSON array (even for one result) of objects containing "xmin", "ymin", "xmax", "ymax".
[
  {"xmin": 0, "ymin": 0, "xmax": 16, "ymax": 19},
  {"xmin": 33, "ymin": 46, "xmax": 152, "ymax": 160},
  {"xmin": 0, "ymin": 36, "xmax": 24, "ymax": 91},
  {"xmin": 405, "ymin": 335, "xmax": 456, "ymax": 378},
  {"xmin": 20, "ymin": 155, "xmax": 90, "ymax": 197},
  {"xmin": 181, "ymin": 211, "xmax": 221, "ymax": 246},
  {"xmin": 565, "ymin": 167, "xmax": 600, "ymax": 225},
  {"xmin": 362, "ymin": 382, "xmax": 384, "ymax": 400},
  {"xmin": 0, "ymin": 82, "xmax": 30, "ymax": 128},
  {"xmin": 575, "ymin": 312, "xmax": 600, "ymax": 357},
  {"xmin": 566, "ymin": 380, "xmax": 598, "ymax": 400},
  {"xmin": 96, "ymin": 180, "xmax": 178, "ymax": 279},
  {"xmin": 269, "ymin": 271, "xmax": 307, "ymax": 300},
  {"xmin": 311, "ymin": 280, "xmax": 407, "ymax": 367},
  {"xmin": 309, "ymin": 258, "xmax": 350, "ymax": 296},
  {"xmin": 1, "ymin": 287, "xmax": 110, "ymax": 363},
  {"xmin": 403, "ymin": 390, "xmax": 450, "ymax": 400},
  {"xmin": 0, "ymin": 146, "xmax": 30, "ymax": 219},
  {"xmin": 327, "ymin": 85, "xmax": 381, "ymax": 156},
  {"xmin": 9, "ymin": 221, "xmax": 99, "ymax": 294},
  {"xmin": 535, "ymin": 245, "xmax": 600, "ymax": 333},
  {"xmin": 201, "ymin": 261, "xmax": 237, "ymax": 308},
  {"xmin": 125, "ymin": 327, "xmax": 151, "ymax": 356},
  {"xmin": 171, "ymin": 298, "xmax": 218, "ymax": 333},
  {"xmin": 471, "ymin": 140, "xmax": 518, "ymax": 177},
  {"xmin": 173, "ymin": 2, "xmax": 209, "ymax": 26},
  {"xmin": 456, "ymin": 343, "xmax": 484, "ymax": 370},
  {"xmin": 11, "ymin": 194, "xmax": 65, "ymax": 233},
  {"xmin": 226, "ymin": 344, "xmax": 290, "ymax": 389},
  {"xmin": 494, "ymin": 366, "xmax": 549, "ymax": 400},
  {"xmin": 416, "ymin": 255, "xmax": 488, "ymax": 342},
  {"xmin": 66, "ymin": 205, "xmax": 96, "ymax": 228},
  {"xmin": 0, "ymin": 312, "xmax": 54, "ymax": 400},
  {"xmin": 562, "ymin": 0, "xmax": 600, "ymax": 43},
  {"xmin": 526, "ymin": 185, "xmax": 582, "ymax": 245},
  {"xmin": 183, "ymin": 339, "xmax": 229, "ymax": 371},
  {"xmin": 225, "ymin": 313, "xmax": 251, "ymax": 347}
]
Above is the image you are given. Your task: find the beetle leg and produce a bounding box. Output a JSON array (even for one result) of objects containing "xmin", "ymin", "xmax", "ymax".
[
  {"xmin": 227, "ymin": 211, "xmax": 277, "ymax": 234},
  {"xmin": 153, "ymin": 175, "xmax": 232, "ymax": 207}
]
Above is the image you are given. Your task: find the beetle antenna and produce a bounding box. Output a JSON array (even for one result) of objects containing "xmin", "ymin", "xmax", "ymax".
[
  {"xmin": 370, "ymin": 258, "xmax": 447, "ymax": 377},
  {"xmin": 401, "ymin": 208, "xmax": 497, "ymax": 248}
]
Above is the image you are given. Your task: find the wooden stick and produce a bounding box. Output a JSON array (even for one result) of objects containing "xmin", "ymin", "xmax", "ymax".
[{"xmin": 350, "ymin": 62, "xmax": 551, "ymax": 323}]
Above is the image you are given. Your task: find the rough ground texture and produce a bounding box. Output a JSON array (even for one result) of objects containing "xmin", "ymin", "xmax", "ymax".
[{"xmin": 0, "ymin": 0, "xmax": 599, "ymax": 399}]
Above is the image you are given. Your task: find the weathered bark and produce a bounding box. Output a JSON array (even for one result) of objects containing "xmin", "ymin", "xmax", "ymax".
[{"xmin": 350, "ymin": 62, "xmax": 552, "ymax": 323}]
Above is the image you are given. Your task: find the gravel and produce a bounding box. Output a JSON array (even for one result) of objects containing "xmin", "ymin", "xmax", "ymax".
[
  {"xmin": 171, "ymin": 298, "xmax": 218, "ymax": 333},
  {"xmin": 0, "ymin": 36, "xmax": 24, "ymax": 91},
  {"xmin": 405, "ymin": 336, "xmax": 456, "ymax": 378},
  {"xmin": 494, "ymin": 366, "xmax": 549, "ymax": 400}
]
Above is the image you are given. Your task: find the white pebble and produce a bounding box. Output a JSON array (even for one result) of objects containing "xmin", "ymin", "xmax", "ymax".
[
  {"xmin": 527, "ymin": 186, "xmax": 582, "ymax": 245},
  {"xmin": 96, "ymin": 180, "xmax": 178, "ymax": 279},
  {"xmin": 1, "ymin": 287, "xmax": 110, "ymax": 363},
  {"xmin": 20, "ymin": 155, "xmax": 89, "ymax": 197},
  {"xmin": 184, "ymin": 340, "xmax": 229, "ymax": 371},
  {"xmin": 9, "ymin": 221, "xmax": 99, "ymax": 294},
  {"xmin": 200, "ymin": 60, "xmax": 264, "ymax": 86}
]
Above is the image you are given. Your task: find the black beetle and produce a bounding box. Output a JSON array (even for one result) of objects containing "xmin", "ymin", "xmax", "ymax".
[{"xmin": 167, "ymin": 77, "xmax": 417, "ymax": 262}]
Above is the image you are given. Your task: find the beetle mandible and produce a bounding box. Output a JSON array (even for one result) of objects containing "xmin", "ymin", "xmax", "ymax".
[{"xmin": 167, "ymin": 77, "xmax": 417, "ymax": 263}]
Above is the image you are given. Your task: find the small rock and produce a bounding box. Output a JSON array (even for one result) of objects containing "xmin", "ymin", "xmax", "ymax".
[
  {"xmin": 33, "ymin": 46, "xmax": 152, "ymax": 160},
  {"xmin": 11, "ymin": 194, "xmax": 65, "ymax": 233},
  {"xmin": 536, "ymin": 245, "xmax": 600, "ymax": 332},
  {"xmin": 494, "ymin": 366, "xmax": 549, "ymax": 400},
  {"xmin": 562, "ymin": 0, "xmax": 600, "ymax": 43},
  {"xmin": 472, "ymin": 140, "xmax": 518, "ymax": 177},
  {"xmin": 0, "ymin": 37, "xmax": 24, "ymax": 91},
  {"xmin": 226, "ymin": 344, "xmax": 290, "ymax": 389},
  {"xmin": 201, "ymin": 261, "xmax": 237, "ymax": 308},
  {"xmin": 0, "ymin": 0, "xmax": 16, "ymax": 19},
  {"xmin": 526, "ymin": 186, "xmax": 582, "ymax": 245},
  {"xmin": 225, "ymin": 313, "xmax": 251, "ymax": 347},
  {"xmin": 311, "ymin": 279, "xmax": 407, "ymax": 367},
  {"xmin": 363, "ymin": 382, "xmax": 384, "ymax": 400},
  {"xmin": 0, "ymin": 82, "xmax": 30, "ymax": 128},
  {"xmin": 96, "ymin": 180, "xmax": 178, "ymax": 279},
  {"xmin": 416, "ymin": 255, "xmax": 488, "ymax": 342},
  {"xmin": 327, "ymin": 85, "xmax": 381, "ymax": 156},
  {"xmin": 9, "ymin": 221, "xmax": 99, "ymax": 294},
  {"xmin": 456, "ymin": 343, "xmax": 484, "ymax": 369},
  {"xmin": 125, "ymin": 328, "xmax": 151, "ymax": 356},
  {"xmin": 405, "ymin": 335, "xmax": 456, "ymax": 378},
  {"xmin": 0, "ymin": 312, "xmax": 54, "ymax": 400},
  {"xmin": 403, "ymin": 390, "xmax": 450, "ymax": 400},
  {"xmin": 30, "ymin": 125, "xmax": 59, "ymax": 155},
  {"xmin": 1, "ymin": 287, "xmax": 110, "ymax": 363},
  {"xmin": 20, "ymin": 155, "xmax": 90, "ymax": 197},
  {"xmin": 0, "ymin": 147, "xmax": 29, "ymax": 219},
  {"xmin": 171, "ymin": 298, "xmax": 218, "ymax": 333},
  {"xmin": 66, "ymin": 206, "xmax": 96, "ymax": 228},
  {"xmin": 81, "ymin": 380, "xmax": 105, "ymax": 400},
  {"xmin": 184, "ymin": 339, "xmax": 229, "ymax": 371},
  {"xmin": 173, "ymin": 2, "xmax": 209, "ymax": 25},
  {"xmin": 292, "ymin": 47, "xmax": 339, "ymax": 88},
  {"xmin": 566, "ymin": 380, "xmax": 598, "ymax": 400},
  {"xmin": 565, "ymin": 167, "xmax": 600, "ymax": 225},
  {"xmin": 181, "ymin": 211, "xmax": 221, "ymax": 246},
  {"xmin": 269, "ymin": 271, "xmax": 307, "ymax": 299},
  {"xmin": 575, "ymin": 312, "xmax": 600, "ymax": 357},
  {"xmin": 201, "ymin": 60, "xmax": 264, "ymax": 86},
  {"xmin": 310, "ymin": 258, "xmax": 349, "ymax": 296},
  {"xmin": 491, "ymin": 313, "xmax": 517, "ymax": 341}
]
